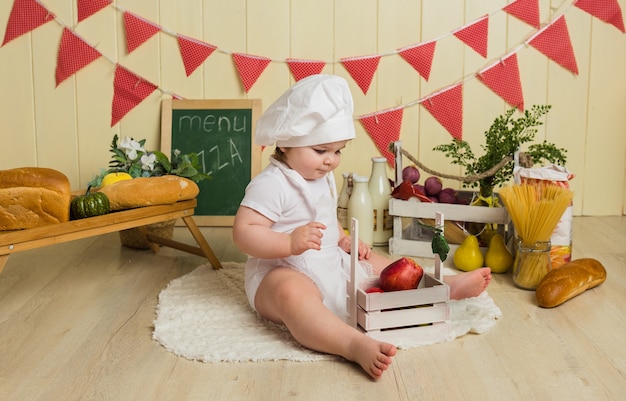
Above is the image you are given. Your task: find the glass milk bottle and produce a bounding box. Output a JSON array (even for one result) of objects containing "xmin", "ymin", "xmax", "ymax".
[
  {"xmin": 348, "ymin": 175, "xmax": 374, "ymax": 247},
  {"xmin": 368, "ymin": 157, "xmax": 392, "ymax": 246},
  {"xmin": 337, "ymin": 172, "xmax": 352, "ymax": 230}
]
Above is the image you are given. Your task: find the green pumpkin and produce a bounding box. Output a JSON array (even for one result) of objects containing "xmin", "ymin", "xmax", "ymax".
[{"xmin": 70, "ymin": 186, "xmax": 110, "ymax": 220}]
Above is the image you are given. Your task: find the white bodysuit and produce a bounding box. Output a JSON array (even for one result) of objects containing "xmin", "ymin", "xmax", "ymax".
[{"xmin": 240, "ymin": 157, "xmax": 367, "ymax": 321}]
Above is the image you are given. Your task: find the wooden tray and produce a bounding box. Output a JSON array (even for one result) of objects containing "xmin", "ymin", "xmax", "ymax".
[{"xmin": 0, "ymin": 199, "xmax": 221, "ymax": 273}]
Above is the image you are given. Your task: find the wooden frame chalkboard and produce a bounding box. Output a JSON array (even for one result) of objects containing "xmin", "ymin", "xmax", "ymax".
[{"xmin": 161, "ymin": 99, "xmax": 262, "ymax": 226}]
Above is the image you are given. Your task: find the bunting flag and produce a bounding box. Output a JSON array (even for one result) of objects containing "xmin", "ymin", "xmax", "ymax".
[
  {"xmin": 55, "ymin": 28, "xmax": 102, "ymax": 86},
  {"xmin": 2, "ymin": 0, "xmax": 55, "ymax": 47},
  {"xmin": 398, "ymin": 41, "xmax": 436, "ymax": 81},
  {"xmin": 421, "ymin": 84, "xmax": 464, "ymax": 140},
  {"xmin": 111, "ymin": 65, "xmax": 158, "ymax": 126},
  {"xmin": 453, "ymin": 15, "xmax": 489, "ymax": 58},
  {"xmin": 177, "ymin": 35, "xmax": 216, "ymax": 76},
  {"xmin": 1, "ymin": 0, "xmax": 623, "ymax": 128},
  {"xmin": 232, "ymin": 53, "xmax": 271, "ymax": 92},
  {"xmin": 340, "ymin": 55, "xmax": 381, "ymax": 95},
  {"xmin": 77, "ymin": 0, "xmax": 111, "ymax": 23},
  {"xmin": 529, "ymin": 16, "xmax": 578, "ymax": 75},
  {"xmin": 286, "ymin": 59, "xmax": 326, "ymax": 81},
  {"xmin": 477, "ymin": 53, "xmax": 524, "ymax": 111},
  {"xmin": 358, "ymin": 108, "xmax": 404, "ymax": 167},
  {"xmin": 575, "ymin": 0, "xmax": 625, "ymax": 33},
  {"xmin": 503, "ymin": 0, "xmax": 541, "ymax": 29},
  {"xmin": 123, "ymin": 11, "xmax": 161, "ymax": 53}
]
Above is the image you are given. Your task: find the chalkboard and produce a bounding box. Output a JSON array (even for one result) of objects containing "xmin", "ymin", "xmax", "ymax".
[{"xmin": 161, "ymin": 99, "xmax": 262, "ymax": 226}]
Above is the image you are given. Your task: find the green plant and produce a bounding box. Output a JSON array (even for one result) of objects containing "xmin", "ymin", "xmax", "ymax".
[
  {"xmin": 89, "ymin": 135, "xmax": 210, "ymax": 187},
  {"xmin": 433, "ymin": 105, "xmax": 567, "ymax": 199}
]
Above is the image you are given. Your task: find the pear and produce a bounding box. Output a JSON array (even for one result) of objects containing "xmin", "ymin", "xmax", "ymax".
[
  {"xmin": 453, "ymin": 235, "xmax": 484, "ymax": 272},
  {"xmin": 485, "ymin": 233, "xmax": 513, "ymax": 273}
]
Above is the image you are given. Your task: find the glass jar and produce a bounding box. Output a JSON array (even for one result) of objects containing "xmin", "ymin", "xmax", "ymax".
[
  {"xmin": 512, "ymin": 239, "xmax": 552, "ymax": 290},
  {"xmin": 348, "ymin": 175, "xmax": 374, "ymax": 247},
  {"xmin": 368, "ymin": 157, "xmax": 392, "ymax": 246},
  {"xmin": 337, "ymin": 172, "xmax": 352, "ymax": 230}
]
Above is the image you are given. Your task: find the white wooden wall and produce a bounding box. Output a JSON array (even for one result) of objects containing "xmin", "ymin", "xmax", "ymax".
[{"xmin": 1, "ymin": 0, "xmax": 625, "ymax": 216}]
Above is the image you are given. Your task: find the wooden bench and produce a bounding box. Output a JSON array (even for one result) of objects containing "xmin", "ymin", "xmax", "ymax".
[{"xmin": 0, "ymin": 198, "xmax": 222, "ymax": 274}]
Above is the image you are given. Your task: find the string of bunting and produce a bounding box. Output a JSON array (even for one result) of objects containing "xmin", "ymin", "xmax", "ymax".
[{"xmin": 1, "ymin": 0, "xmax": 624, "ymax": 165}]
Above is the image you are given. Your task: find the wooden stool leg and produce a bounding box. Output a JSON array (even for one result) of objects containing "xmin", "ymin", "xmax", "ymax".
[
  {"xmin": 137, "ymin": 226, "xmax": 162, "ymax": 254},
  {"xmin": 182, "ymin": 216, "xmax": 222, "ymax": 270},
  {"xmin": 0, "ymin": 255, "xmax": 9, "ymax": 274}
]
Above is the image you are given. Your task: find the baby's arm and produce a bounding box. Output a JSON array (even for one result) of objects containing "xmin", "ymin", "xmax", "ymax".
[{"xmin": 233, "ymin": 205, "xmax": 327, "ymax": 258}]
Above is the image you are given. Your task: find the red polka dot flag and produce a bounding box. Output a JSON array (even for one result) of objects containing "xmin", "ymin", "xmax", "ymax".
[
  {"xmin": 77, "ymin": 0, "xmax": 111, "ymax": 23},
  {"xmin": 453, "ymin": 15, "xmax": 489, "ymax": 58},
  {"xmin": 177, "ymin": 35, "xmax": 216, "ymax": 77},
  {"xmin": 575, "ymin": 0, "xmax": 625, "ymax": 33},
  {"xmin": 359, "ymin": 108, "xmax": 404, "ymax": 167},
  {"xmin": 232, "ymin": 53, "xmax": 271, "ymax": 92},
  {"xmin": 2, "ymin": 0, "xmax": 54, "ymax": 47},
  {"xmin": 340, "ymin": 55, "xmax": 381, "ymax": 95},
  {"xmin": 123, "ymin": 11, "xmax": 161, "ymax": 54},
  {"xmin": 421, "ymin": 83, "xmax": 464, "ymax": 141},
  {"xmin": 111, "ymin": 65, "xmax": 157, "ymax": 126},
  {"xmin": 398, "ymin": 41, "xmax": 437, "ymax": 81},
  {"xmin": 529, "ymin": 16, "xmax": 578, "ymax": 75},
  {"xmin": 503, "ymin": 0, "xmax": 540, "ymax": 29},
  {"xmin": 55, "ymin": 28, "xmax": 102, "ymax": 86},
  {"xmin": 286, "ymin": 59, "xmax": 326, "ymax": 81},
  {"xmin": 477, "ymin": 53, "xmax": 524, "ymax": 111}
]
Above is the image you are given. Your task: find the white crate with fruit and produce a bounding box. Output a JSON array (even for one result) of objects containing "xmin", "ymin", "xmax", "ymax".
[
  {"xmin": 347, "ymin": 214, "xmax": 451, "ymax": 345},
  {"xmin": 387, "ymin": 141, "xmax": 512, "ymax": 264}
]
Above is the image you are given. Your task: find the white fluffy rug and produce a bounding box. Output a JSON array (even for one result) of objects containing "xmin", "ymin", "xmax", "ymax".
[{"xmin": 153, "ymin": 262, "xmax": 502, "ymax": 363}]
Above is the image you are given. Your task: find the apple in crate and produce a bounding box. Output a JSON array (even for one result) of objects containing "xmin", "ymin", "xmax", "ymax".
[{"xmin": 379, "ymin": 257, "xmax": 424, "ymax": 292}]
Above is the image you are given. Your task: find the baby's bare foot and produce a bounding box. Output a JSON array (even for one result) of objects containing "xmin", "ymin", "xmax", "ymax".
[
  {"xmin": 445, "ymin": 267, "xmax": 491, "ymax": 300},
  {"xmin": 348, "ymin": 335, "xmax": 397, "ymax": 380}
]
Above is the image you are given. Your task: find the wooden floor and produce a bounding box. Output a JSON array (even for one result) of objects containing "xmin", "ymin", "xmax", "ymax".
[{"xmin": 0, "ymin": 216, "xmax": 624, "ymax": 401}]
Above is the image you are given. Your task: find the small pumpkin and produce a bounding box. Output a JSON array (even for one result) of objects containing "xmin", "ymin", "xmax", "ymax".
[{"xmin": 70, "ymin": 186, "xmax": 110, "ymax": 220}]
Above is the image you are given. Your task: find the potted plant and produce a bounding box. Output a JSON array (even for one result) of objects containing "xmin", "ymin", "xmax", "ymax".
[
  {"xmin": 89, "ymin": 134, "xmax": 210, "ymax": 187},
  {"xmin": 432, "ymin": 105, "xmax": 567, "ymax": 206},
  {"xmin": 89, "ymin": 134, "xmax": 210, "ymax": 249}
]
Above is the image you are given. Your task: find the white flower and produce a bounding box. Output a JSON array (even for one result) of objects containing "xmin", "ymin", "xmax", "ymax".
[
  {"xmin": 118, "ymin": 136, "xmax": 145, "ymax": 160},
  {"xmin": 141, "ymin": 153, "xmax": 156, "ymax": 171}
]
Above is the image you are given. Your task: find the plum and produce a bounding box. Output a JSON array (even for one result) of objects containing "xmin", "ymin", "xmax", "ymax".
[
  {"xmin": 402, "ymin": 165, "xmax": 421, "ymax": 184},
  {"xmin": 424, "ymin": 176, "xmax": 443, "ymax": 196}
]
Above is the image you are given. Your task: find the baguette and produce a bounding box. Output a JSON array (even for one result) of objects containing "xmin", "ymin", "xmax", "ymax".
[
  {"xmin": 98, "ymin": 176, "xmax": 199, "ymax": 211},
  {"xmin": 535, "ymin": 258, "xmax": 606, "ymax": 308},
  {"xmin": 0, "ymin": 167, "xmax": 71, "ymax": 230}
]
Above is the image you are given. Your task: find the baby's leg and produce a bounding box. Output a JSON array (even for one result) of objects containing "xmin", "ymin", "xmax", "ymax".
[{"xmin": 254, "ymin": 267, "xmax": 397, "ymax": 380}]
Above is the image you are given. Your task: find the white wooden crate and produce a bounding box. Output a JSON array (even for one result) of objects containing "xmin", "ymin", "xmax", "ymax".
[
  {"xmin": 388, "ymin": 197, "xmax": 511, "ymax": 259},
  {"xmin": 388, "ymin": 141, "xmax": 511, "ymax": 260},
  {"xmin": 347, "ymin": 215, "xmax": 451, "ymax": 345}
]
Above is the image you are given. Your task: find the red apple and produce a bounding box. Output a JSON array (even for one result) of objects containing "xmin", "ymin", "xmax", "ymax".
[
  {"xmin": 365, "ymin": 287, "xmax": 385, "ymax": 294},
  {"xmin": 379, "ymin": 257, "xmax": 424, "ymax": 292}
]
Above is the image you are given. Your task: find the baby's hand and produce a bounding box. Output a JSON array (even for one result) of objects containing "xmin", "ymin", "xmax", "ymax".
[
  {"xmin": 338, "ymin": 237, "xmax": 371, "ymax": 260},
  {"xmin": 289, "ymin": 222, "xmax": 326, "ymax": 255}
]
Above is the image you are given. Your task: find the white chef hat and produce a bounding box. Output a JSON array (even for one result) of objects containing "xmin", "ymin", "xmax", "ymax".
[{"xmin": 255, "ymin": 74, "xmax": 356, "ymax": 147}]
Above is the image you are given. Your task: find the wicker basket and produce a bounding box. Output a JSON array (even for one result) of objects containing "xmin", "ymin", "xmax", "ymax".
[{"xmin": 119, "ymin": 219, "xmax": 177, "ymax": 250}]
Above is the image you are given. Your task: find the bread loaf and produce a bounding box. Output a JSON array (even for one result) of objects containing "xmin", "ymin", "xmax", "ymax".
[
  {"xmin": 0, "ymin": 167, "xmax": 71, "ymax": 230},
  {"xmin": 98, "ymin": 176, "xmax": 199, "ymax": 211},
  {"xmin": 535, "ymin": 258, "xmax": 606, "ymax": 308}
]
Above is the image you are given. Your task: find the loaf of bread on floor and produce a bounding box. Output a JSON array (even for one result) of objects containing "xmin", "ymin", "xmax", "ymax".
[
  {"xmin": 98, "ymin": 175, "xmax": 199, "ymax": 211},
  {"xmin": 0, "ymin": 167, "xmax": 71, "ymax": 230},
  {"xmin": 535, "ymin": 258, "xmax": 607, "ymax": 308}
]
